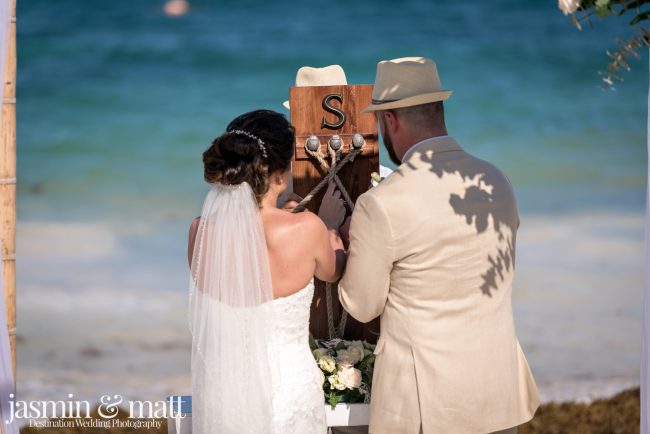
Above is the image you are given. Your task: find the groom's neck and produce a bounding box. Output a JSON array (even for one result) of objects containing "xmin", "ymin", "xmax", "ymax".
[{"xmin": 398, "ymin": 125, "xmax": 449, "ymax": 160}]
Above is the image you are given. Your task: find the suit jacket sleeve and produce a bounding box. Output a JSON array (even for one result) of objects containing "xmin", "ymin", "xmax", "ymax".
[{"xmin": 338, "ymin": 192, "xmax": 394, "ymax": 323}]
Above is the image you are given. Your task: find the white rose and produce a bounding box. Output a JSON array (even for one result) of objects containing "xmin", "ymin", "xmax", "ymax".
[
  {"xmin": 319, "ymin": 369, "xmax": 325, "ymax": 386},
  {"xmin": 348, "ymin": 346, "xmax": 365, "ymax": 364},
  {"xmin": 328, "ymin": 373, "xmax": 347, "ymax": 391},
  {"xmin": 318, "ymin": 355, "xmax": 336, "ymax": 373},
  {"xmin": 558, "ymin": 0, "xmax": 580, "ymax": 15},
  {"xmin": 312, "ymin": 348, "xmax": 328, "ymax": 360},
  {"xmin": 336, "ymin": 350, "xmax": 356, "ymax": 368},
  {"xmin": 348, "ymin": 340, "xmax": 364, "ymax": 348},
  {"xmin": 338, "ymin": 367, "xmax": 363, "ymax": 389}
]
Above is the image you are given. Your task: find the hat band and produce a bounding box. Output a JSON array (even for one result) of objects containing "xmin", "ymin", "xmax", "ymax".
[{"xmin": 371, "ymin": 98, "xmax": 399, "ymax": 105}]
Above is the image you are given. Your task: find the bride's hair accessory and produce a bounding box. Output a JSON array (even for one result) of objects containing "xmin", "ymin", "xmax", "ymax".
[
  {"xmin": 203, "ymin": 110, "xmax": 294, "ymax": 205},
  {"xmin": 225, "ymin": 129, "xmax": 268, "ymax": 160}
]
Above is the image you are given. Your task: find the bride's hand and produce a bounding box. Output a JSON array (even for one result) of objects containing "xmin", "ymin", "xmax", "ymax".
[{"xmin": 318, "ymin": 182, "xmax": 346, "ymax": 230}]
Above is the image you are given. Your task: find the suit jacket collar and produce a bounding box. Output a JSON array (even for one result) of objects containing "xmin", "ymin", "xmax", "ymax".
[{"xmin": 401, "ymin": 135, "xmax": 463, "ymax": 163}]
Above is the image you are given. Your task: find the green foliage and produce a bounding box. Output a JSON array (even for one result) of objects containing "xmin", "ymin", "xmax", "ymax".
[
  {"xmin": 328, "ymin": 391, "xmax": 343, "ymax": 407},
  {"xmin": 335, "ymin": 341, "xmax": 347, "ymax": 351},
  {"xmin": 630, "ymin": 9, "xmax": 650, "ymax": 23},
  {"xmin": 309, "ymin": 333, "xmax": 318, "ymax": 351},
  {"xmin": 595, "ymin": 0, "xmax": 613, "ymax": 17},
  {"xmin": 565, "ymin": 0, "xmax": 649, "ymax": 88}
]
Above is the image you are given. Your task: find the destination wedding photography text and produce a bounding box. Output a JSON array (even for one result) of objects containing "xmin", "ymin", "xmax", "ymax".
[{"xmin": 4, "ymin": 394, "xmax": 184, "ymax": 426}]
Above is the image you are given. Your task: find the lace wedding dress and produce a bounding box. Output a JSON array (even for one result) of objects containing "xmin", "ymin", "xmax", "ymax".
[{"xmin": 268, "ymin": 279, "xmax": 327, "ymax": 433}]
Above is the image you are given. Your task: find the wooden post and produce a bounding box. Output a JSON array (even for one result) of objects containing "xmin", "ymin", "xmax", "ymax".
[
  {"xmin": 290, "ymin": 84, "xmax": 380, "ymax": 344},
  {"xmin": 0, "ymin": 0, "xmax": 16, "ymax": 387}
]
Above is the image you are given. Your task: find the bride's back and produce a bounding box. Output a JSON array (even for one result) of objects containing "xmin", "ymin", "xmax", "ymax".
[
  {"xmin": 188, "ymin": 207, "xmax": 333, "ymax": 299},
  {"xmin": 261, "ymin": 207, "xmax": 325, "ymax": 299}
]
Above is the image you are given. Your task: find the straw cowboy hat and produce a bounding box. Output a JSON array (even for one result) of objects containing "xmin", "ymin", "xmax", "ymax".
[
  {"xmin": 362, "ymin": 57, "xmax": 451, "ymax": 113},
  {"xmin": 283, "ymin": 64, "xmax": 348, "ymax": 109}
]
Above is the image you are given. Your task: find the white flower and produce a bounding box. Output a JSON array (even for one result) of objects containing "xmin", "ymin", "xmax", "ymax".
[
  {"xmin": 312, "ymin": 348, "xmax": 328, "ymax": 360},
  {"xmin": 318, "ymin": 355, "xmax": 336, "ymax": 373},
  {"xmin": 336, "ymin": 350, "xmax": 356, "ymax": 368},
  {"xmin": 347, "ymin": 340, "xmax": 364, "ymax": 348},
  {"xmin": 348, "ymin": 346, "xmax": 365, "ymax": 364},
  {"xmin": 558, "ymin": 0, "xmax": 580, "ymax": 15},
  {"xmin": 328, "ymin": 373, "xmax": 347, "ymax": 391},
  {"xmin": 371, "ymin": 172, "xmax": 382, "ymax": 187},
  {"xmin": 338, "ymin": 367, "xmax": 363, "ymax": 389},
  {"xmin": 319, "ymin": 369, "xmax": 325, "ymax": 386}
]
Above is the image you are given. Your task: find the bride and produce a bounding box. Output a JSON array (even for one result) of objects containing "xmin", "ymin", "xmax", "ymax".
[{"xmin": 187, "ymin": 109, "xmax": 347, "ymax": 433}]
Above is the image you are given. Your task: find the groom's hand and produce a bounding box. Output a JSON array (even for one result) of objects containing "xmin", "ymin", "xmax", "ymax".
[{"xmin": 318, "ymin": 182, "xmax": 346, "ymax": 230}]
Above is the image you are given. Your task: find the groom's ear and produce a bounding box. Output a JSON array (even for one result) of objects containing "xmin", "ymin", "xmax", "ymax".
[{"xmin": 383, "ymin": 110, "xmax": 400, "ymax": 133}]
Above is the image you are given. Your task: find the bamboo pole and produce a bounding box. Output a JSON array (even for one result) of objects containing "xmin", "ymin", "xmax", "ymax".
[{"xmin": 0, "ymin": 0, "xmax": 16, "ymax": 387}]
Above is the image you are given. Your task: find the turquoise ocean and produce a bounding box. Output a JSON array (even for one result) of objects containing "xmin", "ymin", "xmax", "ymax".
[{"xmin": 15, "ymin": 0, "xmax": 648, "ymax": 409}]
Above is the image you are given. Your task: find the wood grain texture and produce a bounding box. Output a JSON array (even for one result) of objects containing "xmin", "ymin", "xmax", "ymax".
[
  {"xmin": 290, "ymin": 84, "xmax": 380, "ymax": 343},
  {"xmin": 0, "ymin": 0, "xmax": 16, "ymax": 386}
]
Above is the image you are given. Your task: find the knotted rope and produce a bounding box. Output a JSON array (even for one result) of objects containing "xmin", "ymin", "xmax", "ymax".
[
  {"xmin": 292, "ymin": 137, "xmax": 365, "ymax": 339},
  {"xmin": 292, "ymin": 143, "xmax": 363, "ymax": 214}
]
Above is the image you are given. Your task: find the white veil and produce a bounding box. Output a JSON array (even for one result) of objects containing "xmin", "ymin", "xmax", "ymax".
[{"xmin": 188, "ymin": 182, "xmax": 275, "ymax": 433}]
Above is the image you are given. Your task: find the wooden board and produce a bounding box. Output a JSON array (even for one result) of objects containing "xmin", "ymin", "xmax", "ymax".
[{"xmin": 290, "ymin": 84, "xmax": 380, "ymax": 344}]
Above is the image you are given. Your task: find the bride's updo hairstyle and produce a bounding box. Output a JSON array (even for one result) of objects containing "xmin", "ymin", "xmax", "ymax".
[{"xmin": 203, "ymin": 109, "xmax": 295, "ymax": 204}]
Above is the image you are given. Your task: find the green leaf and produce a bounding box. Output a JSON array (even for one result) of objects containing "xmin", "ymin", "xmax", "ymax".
[
  {"xmin": 594, "ymin": 0, "xmax": 613, "ymax": 17},
  {"xmin": 309, "ymin": 333, "xmax": 318, "ymax": 351},
  {"xmin": 328, "ymin": 392, "xmax": 343, "ymax": 408},
  {"xmin": 335, "ymin": 341, "xmax": 347, "ymax": 351},
  {"xmin": 625, "ymin": 0, "xmax": 649, "ymax": 10},
  {"xmin": 630, "ymin": 11, "xmax": 650, "ymax": 25},
  {"xmin": 358, "ymin": 354, "xmax": 376, "ymax": 371}
]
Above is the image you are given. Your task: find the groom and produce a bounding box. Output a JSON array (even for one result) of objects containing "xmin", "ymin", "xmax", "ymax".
[{"xmin": 338, "ymin": 57, "xmax": 540, "ymax": 434}]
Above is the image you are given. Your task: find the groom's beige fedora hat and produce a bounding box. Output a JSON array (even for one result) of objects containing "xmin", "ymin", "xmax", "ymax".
[
  {"xmin": 283, "ymin": 64, "xmax": 348, "ymax": 109},
  {"xmin": 362, "ymin": 57, "xmax": 451, "ymax": 113}
]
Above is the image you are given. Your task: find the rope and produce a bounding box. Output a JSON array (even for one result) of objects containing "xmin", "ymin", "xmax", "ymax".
[
  {"xmin": 293, "ymin": 138, "xmax": 364, "ymax": 338},
  {"xmin": 324, "ymin": 282, "xmax": 337, "ymax": 339},
  {"xmin": 293, "ymin": 145, "xmax": 362, "ymax": 213}
]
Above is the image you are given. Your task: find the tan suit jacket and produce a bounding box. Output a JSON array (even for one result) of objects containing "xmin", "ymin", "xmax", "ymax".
[{"xmin": 339, "ymin": 137, "xmax": 540, "ymax": 434}]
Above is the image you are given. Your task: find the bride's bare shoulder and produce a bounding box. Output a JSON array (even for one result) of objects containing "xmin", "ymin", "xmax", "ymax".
[{"xmin": 263, "ymin": 209, "xmax": 326, "ymax": 243}]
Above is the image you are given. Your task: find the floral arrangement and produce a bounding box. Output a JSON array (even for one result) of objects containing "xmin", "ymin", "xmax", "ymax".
[{"xmin": 309, "ymin": 336, "xmax": 376, "ymax": 408}]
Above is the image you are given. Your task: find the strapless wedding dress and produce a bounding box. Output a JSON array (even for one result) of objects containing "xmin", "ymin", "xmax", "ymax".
[{"xmin": 267, "ymin": 279, "xmax": 327, "ymax": 434}]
